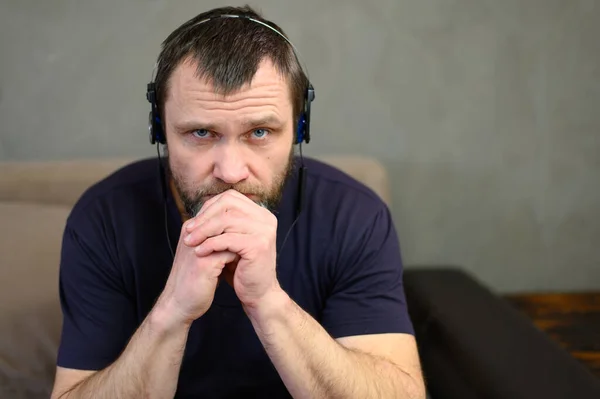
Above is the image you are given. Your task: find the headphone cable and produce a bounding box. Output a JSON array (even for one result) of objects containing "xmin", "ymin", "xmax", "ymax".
[{"xmin": 157, "ymin": 143, "xmax": 176, "ymax": 259}]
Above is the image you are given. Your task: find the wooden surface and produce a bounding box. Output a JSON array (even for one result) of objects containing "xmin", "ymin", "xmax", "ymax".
[{"xmin": 505, "ymin": 292, "xmax": 600, "ymax": 378}]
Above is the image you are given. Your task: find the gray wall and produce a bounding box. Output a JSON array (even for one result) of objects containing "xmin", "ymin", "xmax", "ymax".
[{"xmin": 1, "ymin": 0, "xmax": 599, "ymax": 292}]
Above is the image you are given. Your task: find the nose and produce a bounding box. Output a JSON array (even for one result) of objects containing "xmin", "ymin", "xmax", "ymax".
[{"xmin": 212, "ymin": 143, "xmax": 250, "ymax": 184}]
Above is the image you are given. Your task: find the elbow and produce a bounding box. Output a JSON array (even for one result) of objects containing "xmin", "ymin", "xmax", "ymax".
[{"xmin": 403, "ymin": 373, "xmax": 426, "ymax": 399}]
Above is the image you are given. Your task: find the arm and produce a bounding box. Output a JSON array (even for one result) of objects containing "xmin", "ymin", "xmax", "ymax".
[
  {"xmin": 53, "ymin": 299, "xmax": 190, "ymax": 399},
  {"xmin": 185, "ymin": 190, "xmax": 425, "ymax": 398},
  {"xmin": 245, "ymin": 289, "xmax": 425, "ymax": 399},
  {"xmin": 53, "ymin": 216, "xmax": 237, "ymax": 399}
]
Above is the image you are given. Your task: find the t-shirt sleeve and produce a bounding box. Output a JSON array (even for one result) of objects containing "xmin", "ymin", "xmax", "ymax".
[
  {"xmin": 56, "ymin": 218, "xmax": 137, "ymax": 370},
  {"xmin": 320, "ymin": 201, "xmax": 414, "ymax": 338}
]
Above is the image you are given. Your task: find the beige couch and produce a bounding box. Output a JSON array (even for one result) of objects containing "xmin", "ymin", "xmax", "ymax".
[{"xmin": 0, "ymin": 155, "xmax": 391, "ymax": 398}]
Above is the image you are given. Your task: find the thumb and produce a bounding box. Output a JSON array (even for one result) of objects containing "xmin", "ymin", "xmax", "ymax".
[
  {"xmin": 221, "ymin": 255, "xmax": 241, "ymax": 287},
  {"xmin": 197, "ymin": 250, "xmax": 239, "ymax": 280}
]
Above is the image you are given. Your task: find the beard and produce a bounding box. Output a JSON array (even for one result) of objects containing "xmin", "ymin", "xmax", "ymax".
[{"xmin": 165, "ymin": 147, "xmax": 296, "ymax": 218}]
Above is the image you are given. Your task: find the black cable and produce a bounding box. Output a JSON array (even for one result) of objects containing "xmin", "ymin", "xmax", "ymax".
[
  {"xmin": 277, "ymin": 214, "xmax": 300, "ymax": 264},
  {"xmin": 157, "ymin": 143, "xmax": 175, "ymax": 259},
  {"xmin": 276, "ymin": 145, "xmax": 306, "ymax": 261}
]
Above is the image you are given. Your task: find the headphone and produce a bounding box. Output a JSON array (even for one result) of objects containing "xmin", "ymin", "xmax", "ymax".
[
  {"xmin": 147, "ymin": 14, "xmax": 314, "ymax": 259},
  {"xmin": 146, "ymin": 14, "xmax": 315, "ymax": 147}
]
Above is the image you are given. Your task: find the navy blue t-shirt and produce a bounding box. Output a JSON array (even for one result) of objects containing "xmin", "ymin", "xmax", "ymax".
[{"xmin": 56, "ymin": 156, "xmax": 413, "ymax": 398}]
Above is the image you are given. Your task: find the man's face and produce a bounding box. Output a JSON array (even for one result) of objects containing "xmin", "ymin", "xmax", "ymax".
[{"xmin": 163, "ymin": 58, "xmax": 296, "ymax": 217}]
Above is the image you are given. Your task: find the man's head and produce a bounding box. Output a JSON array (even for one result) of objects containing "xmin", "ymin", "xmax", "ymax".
[{"xmin": 153, "ymin": 6, "xmax": 309, "ymax": 217}]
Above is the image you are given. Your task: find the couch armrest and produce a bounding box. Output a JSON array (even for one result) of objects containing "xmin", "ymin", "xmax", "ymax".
[{"xmin": 404, "ymin": 268, "xmax": 600, "ymax": 399}]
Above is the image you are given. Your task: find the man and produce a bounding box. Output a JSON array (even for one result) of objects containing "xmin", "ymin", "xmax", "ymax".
[{"xmin": 51, "ymin": 5, "xmax": 425, "ymax": 399}]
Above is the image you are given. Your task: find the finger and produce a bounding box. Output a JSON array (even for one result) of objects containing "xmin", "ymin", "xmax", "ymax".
[
  {"xmin": 198, "ymin": 189, "xmax": 250, "ymax": 217},
  {"xmin": 195, "ymin": 232, "xmax": 271, "ymax": 257},
  {"xmin": 182, "ymin": 190, "xmax": 229, "ymax": 234},
  {"xmin": 217, "ymin": 188, "xmax": 251, "ymax": 203},
  {"xmin": 197, "ymin": 189, "xmax": 230, "ymax": 215},
  {"xmin": 181, "ymin": 217, "xmax": 199, "ymax": 237},
  {"xmin": 187, "ymin": 216, "xmax": 267, "ymax": 248},
  {"xmin": 184, "ymin": 210, "xmax": 244, "ymax": 247},
  {"xmin": 186, "ymin": 191, "xmax": 257, "ymax": 233},
  {"xmin": 185, "ymin": 200, "xmax": 270, "ymax": 247},
  {"xmin": 197, "ymin": 250, "xmax": 239, "ymax": 279},
  {"xmin": 200, "ymin": 190, "xmax": 253, "ymax": 218}
]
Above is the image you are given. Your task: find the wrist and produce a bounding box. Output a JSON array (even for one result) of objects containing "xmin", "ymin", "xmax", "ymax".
[
  {"xmin": 150, "ymin": 295, "xmax": 194, "ymax": 335},
  {"xmin": 243, "ymin": 286, "xmax": 291, "ymax": 327}
]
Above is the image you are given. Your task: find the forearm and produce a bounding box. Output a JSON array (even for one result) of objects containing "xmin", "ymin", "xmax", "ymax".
[
  {"xmin": 246, "ymin": 291, "xmax": 422, "ymax": 399},
  {"xmin": 59, "ymin": 299, "xmax": 190, "ymax": 399}
]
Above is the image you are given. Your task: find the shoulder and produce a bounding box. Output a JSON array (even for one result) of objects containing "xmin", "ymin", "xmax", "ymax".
[
  {"xmin": 67, "ymin": 158, "xmax": 161, "ymax": 229},
  {"xmin": 299, "ymin": 156, "xmax": 395, "ymax": 260},
  {"xmin": 303, "ymin": 157, "xmax": 389, "ymax": 216}
]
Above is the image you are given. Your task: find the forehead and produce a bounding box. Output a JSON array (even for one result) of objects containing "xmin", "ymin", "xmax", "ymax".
[{"xmin": 165, "ymin": 57, "xmax": 293, "ymax": 115}]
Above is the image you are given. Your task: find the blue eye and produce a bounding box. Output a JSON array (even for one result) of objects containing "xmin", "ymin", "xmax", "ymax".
[
  {"xmin": 192, "ymin": 129, "xmax": 210, "ymax": 138},
  {"xmin": 252, "ymin": 129, "xmax": 268, "ymax": 139}
]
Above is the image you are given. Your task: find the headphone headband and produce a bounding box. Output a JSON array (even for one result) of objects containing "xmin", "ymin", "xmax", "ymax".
[{"xmin": 147, "ymin": 14, "xmax": 315, "ymax": 145}]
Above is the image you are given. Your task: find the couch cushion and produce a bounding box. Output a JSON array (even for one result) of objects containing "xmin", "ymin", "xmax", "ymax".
[
  {"xmin": 318, "ymin": 155, "xmax": 391, "ymax": 205},
  {"xmin": 0, "ymin": 202, "xmax": 70, "ymax": 398},
  {"xmin": 0, "ymin": 159, "xmax": 131, "ymax": 207}
]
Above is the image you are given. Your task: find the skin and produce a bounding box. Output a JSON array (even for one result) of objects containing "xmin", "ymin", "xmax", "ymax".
[
  {"xmin": 165, "ymin": 56, "xmax": 295, "ymax": 219},
  {"xmin": 51, "ymin": 56, "xmax": 425, "ymax": 399}
]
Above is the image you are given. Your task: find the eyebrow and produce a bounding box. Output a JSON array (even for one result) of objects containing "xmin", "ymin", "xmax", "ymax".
[
  {"xmin": 240, "ymin": 115, "xmax": 284, "ymax": 129},
  {"xmin": 173, "ymin": 120, "xmax": 219, "ymax": 133},
  {"xmin": 173, "ymin": 114, "xmax": 284, "ymax": 133}
]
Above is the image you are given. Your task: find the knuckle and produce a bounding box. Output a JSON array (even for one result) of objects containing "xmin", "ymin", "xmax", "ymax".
[
  {"xmin": 267, "ymin": 221, "xmax": 277, "ymax": 235},
  {"xmin": 220, "ymin": 206, "xmax": 229, "ymax": 218},
  {"xmin": 258, "ymin": 235, "xmax": 271, "ymax": 250},
  {"xmin": 224, "ymin": 190, "xmax": 236, "ymax": 200},
  {"xmin": 221, "ymin": 208, "xmax": 234, "ymax": 223},
  {"xmin": 225, "ymin": 207, "xmax": 241, "ymax": 221},
  {"xmin": 183, "ymin": 231, "xmax": 194, "ymax": 243},
  {"xmin": 182, "ymin": 220, "xmax": 193, "ymax": 231}
]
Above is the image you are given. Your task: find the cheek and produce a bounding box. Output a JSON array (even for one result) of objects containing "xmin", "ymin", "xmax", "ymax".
[
  {"xmin": 262, "ymin": 146, "xmax": 293, "ymax": 181},
  {"xmin": 169, "ymin": 150, "xmax": 194, "ymax": 185},
  {"xmin": 168, "ymin": 149, "xmax": 186, "ymax": 178},
  {"xmin": 169, "ymin": 151, "xmax": 204, "ymax": 185}
]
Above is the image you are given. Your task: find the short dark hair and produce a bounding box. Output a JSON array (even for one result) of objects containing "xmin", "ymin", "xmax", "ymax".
[{"xmin": 154, "ymin": 5, "xmax": 308, "ymax": 129}]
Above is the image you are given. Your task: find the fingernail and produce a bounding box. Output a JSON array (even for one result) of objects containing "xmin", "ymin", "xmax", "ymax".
[
  {"xmin": 187, "ymin": 220, "xmax": 195, "ymax": 229},
  {"xmin": 184, "ymin": 234, "xmax": 191, "ymax": 244}
]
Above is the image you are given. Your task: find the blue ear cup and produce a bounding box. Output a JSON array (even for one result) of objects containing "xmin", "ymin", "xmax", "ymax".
[
  {"xmin": 147, "ymin": 83, "xmax": 166, "ymax": 145},
  {"xmin": 152, "ymin": 115, "xmax": 165, "ymax": 144},
  {"xmin": 296, "ymin": 113, "xmax": 306, "ymax": 144},
  {"xmin": 148, "ymin": 111, "xmax": 165, "ymax": 145},
  {"xmin": 295, "ymin": 84, "xmax": 315, "ymax": 145}
]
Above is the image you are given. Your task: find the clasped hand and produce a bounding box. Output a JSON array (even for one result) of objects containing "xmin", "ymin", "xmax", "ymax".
[{"xmin": 157, "ymin": 189, "xmax": 280, "ymax": 326}]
